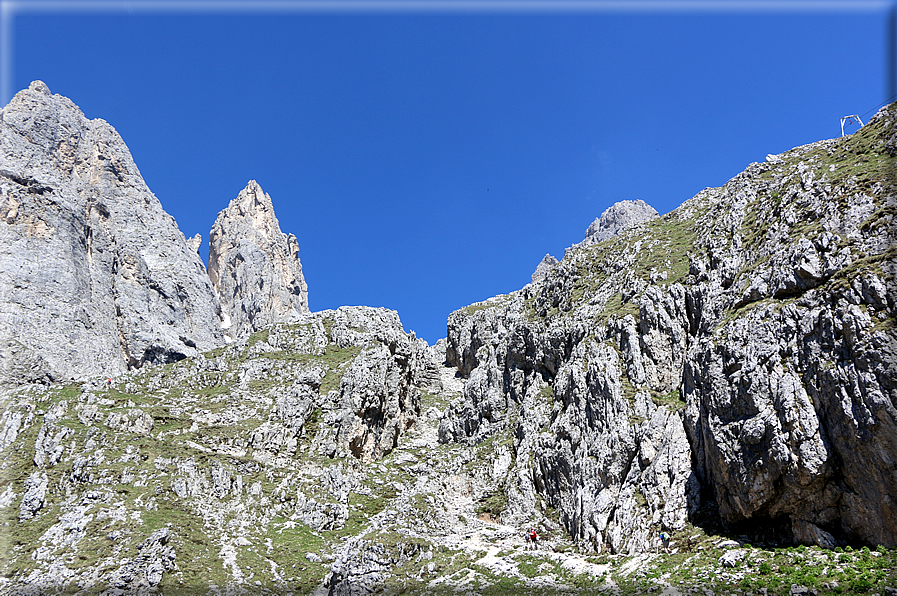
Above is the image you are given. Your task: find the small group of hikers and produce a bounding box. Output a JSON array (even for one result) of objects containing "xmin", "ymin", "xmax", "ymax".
[{"xmin": 524, "ymin": 527, "xmax": 539, "ymax": 550}]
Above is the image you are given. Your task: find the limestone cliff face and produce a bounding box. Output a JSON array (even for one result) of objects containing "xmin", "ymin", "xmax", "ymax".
[
  {"xmin": 208, "ymin": 180, "xmax": 309, "ymax": 340},
  {"xmin": 0, "ymin": 81, "xmax": 224, "ymax": 386},
  {"xmin": 1, "ymin": 83, "xmax": 896, "ymax": 595},
  {"xmin": 440, "ymin": 103, "xmax": 897, "ymax": 550}
]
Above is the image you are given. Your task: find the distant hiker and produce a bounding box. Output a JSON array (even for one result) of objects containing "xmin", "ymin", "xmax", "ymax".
[
  {"xmin": 526, "ymin": 528, "xmax": 538, "ymax": 550},
  {"xmin": 659, "ymin": 530, "xmax": 670, "ymax": 554},
  {"xmin": 106, "ymin": 377, "xmax": 112, "ymax": 390}
]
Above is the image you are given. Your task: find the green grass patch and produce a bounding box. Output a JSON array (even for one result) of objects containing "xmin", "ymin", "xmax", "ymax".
[
  {"xmin": 260, "ymin": 344, "xmax": 362, "ymax": 396},
  {"xmin": 475, "ymin": 489, "xmax": 508, "ymax": 519},
  {"xmin": 651, "ymin": 388, "xmax": 685, "ymax": 411}
]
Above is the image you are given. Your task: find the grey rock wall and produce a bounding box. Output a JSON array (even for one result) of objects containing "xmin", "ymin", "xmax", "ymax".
[
  {"xmin": 439, "ymin": 102, "xmax": 897, "ymax": 550},
  {"xmin": 0, "ymin": 81, "xmax": 225, "ymax": 386},
  {"xmin": 208, "ymin": 180, "xmax": 310, "ymax": 340}
]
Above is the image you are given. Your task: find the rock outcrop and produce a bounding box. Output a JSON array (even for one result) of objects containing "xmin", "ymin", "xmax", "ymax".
[
  {"xmin": 532, "ymin": 254, "xmax": 559, "ymax": 284},
  {"xmin": 1, "ymin": 82, "xmax": 896, "ymax": 596},
  {"xmin": 579, "ymin": 198, "xmax": 659, "ymax": 247},
  {"xmin": 209, "ymin": 180, "xmax": 310, "ymax": 340},
  {"xmin": 0, "ymin": 81, "xmax": 225, "ymax": 385},
  {"xmin": 440, "ymin": 103, "xmax": 897, "ymax": 551},
  {"xmin": 0, "ymin": 305, "xmax": 439, "ymax": 593}
]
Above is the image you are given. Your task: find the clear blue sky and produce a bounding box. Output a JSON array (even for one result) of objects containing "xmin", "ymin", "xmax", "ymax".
[{"xmin": 6, "ymin": 1, "xmax": 895, "ymax": 343}]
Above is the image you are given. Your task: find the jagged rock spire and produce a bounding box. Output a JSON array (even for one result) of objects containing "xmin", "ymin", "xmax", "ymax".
[
  {"xmin": 208, "ymin": 180, "xmax": 309, "ymax": 340},
  {"xmin": 531, "ymin": 254, "xmax": 559, "ymax": 284}
]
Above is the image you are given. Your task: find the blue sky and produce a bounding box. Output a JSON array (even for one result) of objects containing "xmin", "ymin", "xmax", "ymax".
[{"xmin": 5, "ymin": 1, "xmax": 895, "ymax": 343}]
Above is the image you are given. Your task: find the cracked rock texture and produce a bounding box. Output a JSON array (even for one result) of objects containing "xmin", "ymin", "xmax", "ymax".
[
  {"xmin": 440, "ymin": 102, "xmax": 896, "ymax": 551},
  {"xmin": 0, "ymin": 81, "xmax": 225, "ymax": 386},
  {"xmin": 209, "ymin": 180, "xmax": 310, "ymax": 340},
  {"xmin": 578, "ymin": 198, "xmax": 659, "ymax": 248},
  {"xmin": 0, "ymin": 306, "xmax": 439, "ymax": 593},
  {"xmin": 1, "ymin": 83, "xmax": 896, "ymax": 595}
]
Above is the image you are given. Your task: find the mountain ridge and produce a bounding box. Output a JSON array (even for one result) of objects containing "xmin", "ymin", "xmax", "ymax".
[{"xmin": 0, "ymin": 81, "xmax": 894, "ymax": 595}]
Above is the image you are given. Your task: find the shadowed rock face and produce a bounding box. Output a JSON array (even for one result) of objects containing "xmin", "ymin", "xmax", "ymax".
[
  {"xmin": 208, "ymin": 180, "xmax": 309, "ymax": 341},
  {"xmin": 0, "ymin": 81, "xmax": 224, "ymax": 385}
]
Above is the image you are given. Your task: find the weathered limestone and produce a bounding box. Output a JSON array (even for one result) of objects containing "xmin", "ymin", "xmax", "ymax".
[
  {"xmin": 579, "ymin": 198, "xmax": 659, "ymax": 247},
  {"xmin": 0, "ymin": 81, "xmax": 225, "ymax": 385},
  {"xmin": 440, "ymin": 103, "xmax": 897, "ymax": 550},
  {"xmin": 0, "ymin": 302, "xmax": 442, "ymax": 592},
  {"xmin": 532, "ymin": 254, "xmax": 559, "ymax": 284},
  {"xmin": 208, "ymin": 180, "xmax": 310, "ymax": 340},
  {"xmin": 0, "ymin": 81, "xmax": 895, "ymax": 596}
]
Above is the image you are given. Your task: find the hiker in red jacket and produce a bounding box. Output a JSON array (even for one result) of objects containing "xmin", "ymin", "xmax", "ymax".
[{"xmin": 527, "ymin": 528, "xmax": 538, "ymax": 550}]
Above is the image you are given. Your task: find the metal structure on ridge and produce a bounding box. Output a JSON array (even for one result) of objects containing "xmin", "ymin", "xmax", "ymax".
[{"xmin": 840, "ymin": 114, "xmax": 864, "ymax": 136}]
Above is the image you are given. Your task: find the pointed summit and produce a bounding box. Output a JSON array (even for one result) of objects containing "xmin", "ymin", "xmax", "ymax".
[
  {"xmin": 0, "ymin": 81, "xmax": 224, "ymax": 385},
  {"xmin": 208, "ymin": 180, "xmax": 310, "ymax": 340},
  {"xmin": 531, "ymin": 254, "xmax": 559, "ymax": 284}
]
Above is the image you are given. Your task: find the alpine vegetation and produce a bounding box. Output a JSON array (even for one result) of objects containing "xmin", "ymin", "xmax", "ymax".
[{"xmin": 0, "ymin": 81, "xmax": 895, "ymax": 595}]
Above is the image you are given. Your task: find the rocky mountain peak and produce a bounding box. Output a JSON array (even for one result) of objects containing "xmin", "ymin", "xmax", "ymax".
[
  {"xmin": 2, "ymin": 81, "xmax": 896, "ymax": 596},
  {"xmin": 208, "ymin": 180, "xmax": 309, "ymax": 340},
  {"xmin": 442, "ymin": 104, "xmax": 897, "ymax": 554},
  {"xmin": 0, "ymin": 81, "xmax": 224, "ymax": 385},
  {"xmin": 28, "ymin": 80, "xmax": 51, "ymax": 96},
  {"xmin": 583, "ymin": 198, "xmax": 659, "ymax": 245},
  {"xmin": 218, "ymin": 179, "xmax": 277, "ymax": 238},
  {"xmin": 531, "ymin": 253, "xmax": 559, "ymax": 284}
]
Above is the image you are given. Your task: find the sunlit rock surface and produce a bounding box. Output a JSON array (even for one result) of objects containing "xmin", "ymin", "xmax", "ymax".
[
  {"xmin": 209, "ymin": 179, "xmax": 310, "ymax": 341},
  {"xmin": 0, "ymin": 81, "xmax": 224, "ymax": 386}
]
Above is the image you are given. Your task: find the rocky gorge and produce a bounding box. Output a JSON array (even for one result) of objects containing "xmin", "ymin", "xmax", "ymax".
[{"xmin": 0, "ymin": 81, "xmax": 895, "ymax": 595}]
